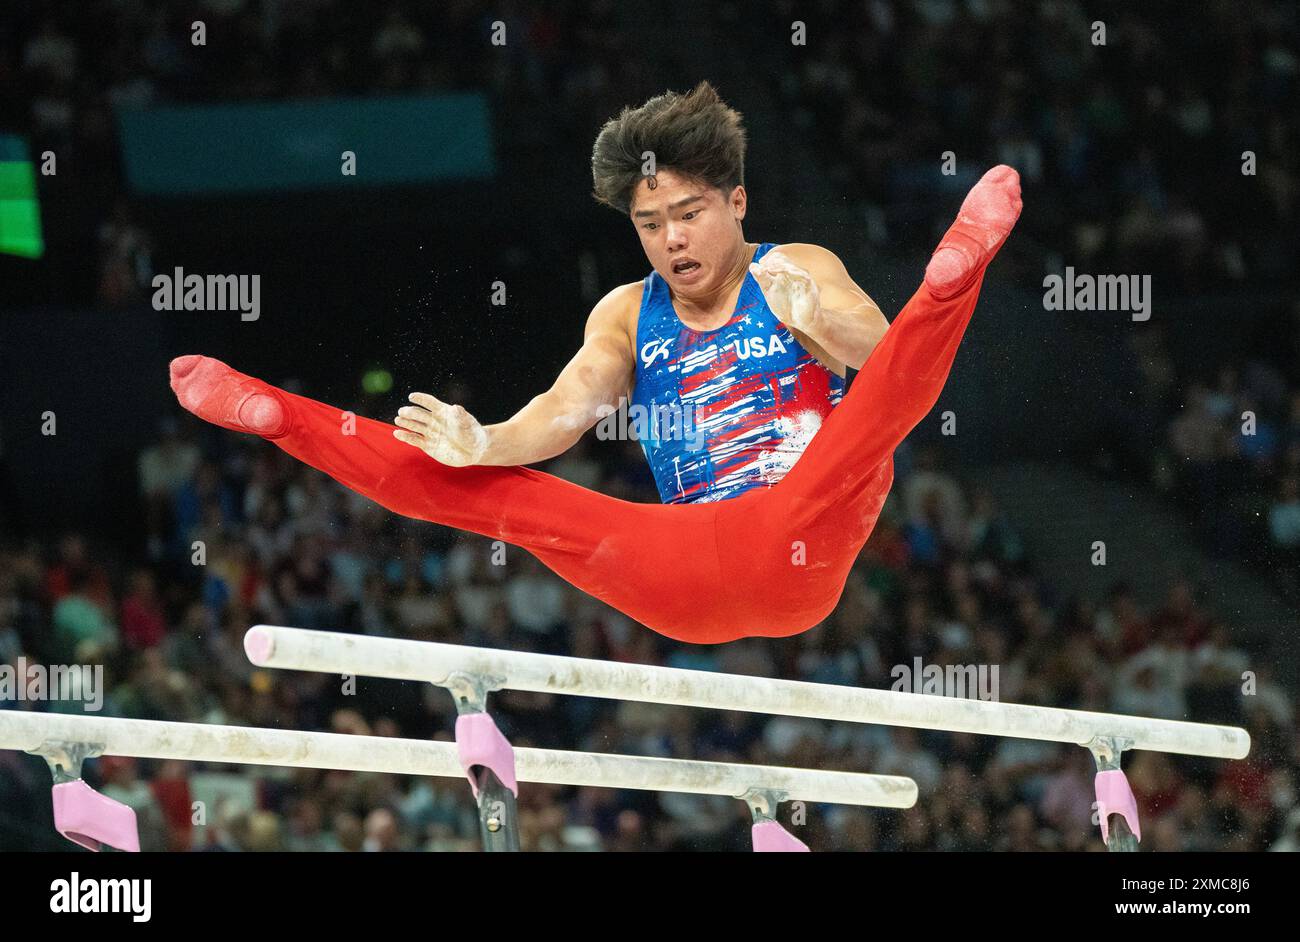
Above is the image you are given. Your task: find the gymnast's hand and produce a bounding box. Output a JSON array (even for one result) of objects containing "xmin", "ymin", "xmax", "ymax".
[
  {"xmin": 749, "ymin": 251, "xmax": 824, "ymax": 335},
  {"xmin": 393, "ymin": 393, "xmax": 489, "ymax": 466}
]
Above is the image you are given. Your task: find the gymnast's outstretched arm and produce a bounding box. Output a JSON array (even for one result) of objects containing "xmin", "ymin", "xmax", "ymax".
[{"xmin": 392, "ymin": 285, "xmax": 637, "ymax": 467}]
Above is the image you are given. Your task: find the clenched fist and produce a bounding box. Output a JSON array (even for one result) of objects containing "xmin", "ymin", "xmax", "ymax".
[
  {"xmin": 749, "ymin": 251, "xmax": 823, "ymax": 335},
  {"xmin": 393, "ymin": 393, "xmax": 489, "ymax": 466}
]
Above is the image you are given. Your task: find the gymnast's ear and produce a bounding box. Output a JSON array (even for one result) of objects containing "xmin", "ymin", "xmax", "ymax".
[{"xmin": 728, "ymin": 184, "xmax": 747, "ymax": 221}]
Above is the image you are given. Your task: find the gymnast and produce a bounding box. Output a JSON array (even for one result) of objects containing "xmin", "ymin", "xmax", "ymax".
[{"xmin": 169, "ymin": 82, "xmax": 1022, "ymax": 644}]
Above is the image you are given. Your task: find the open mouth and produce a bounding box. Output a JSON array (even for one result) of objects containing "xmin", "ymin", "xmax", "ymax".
[{"xmin": 672, "ymin": 259, "xmax": 701, "ymax": 276}]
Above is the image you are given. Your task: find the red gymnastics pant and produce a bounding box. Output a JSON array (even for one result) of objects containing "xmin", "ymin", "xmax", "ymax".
[{"xmin": 249, "ymin": 271, "xmax": 985, "ymax": 644}]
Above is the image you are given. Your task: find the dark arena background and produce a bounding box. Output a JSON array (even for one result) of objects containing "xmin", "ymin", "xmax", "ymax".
[{"xmin": 0, "ymin": 0, "xmax": 1297, "ymax": 885}]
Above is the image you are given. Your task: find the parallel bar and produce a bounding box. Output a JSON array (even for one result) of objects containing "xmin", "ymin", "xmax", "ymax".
[
  {"xmin": 0, "ymin": 712, "xmax": 916, "ymax": 808},
  {"xmin": 245, "ymin": 625, "xmax": 1251, "ymax": 760}
]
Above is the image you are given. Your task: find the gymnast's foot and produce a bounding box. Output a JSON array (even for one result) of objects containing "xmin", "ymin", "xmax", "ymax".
[
  {"xmin": 924, "ymin": 165, "xmax": 1022, "ymax": 300},
  {"xmin": 169, "ymin": 355, "xmax": 289, "ymax": 437}
]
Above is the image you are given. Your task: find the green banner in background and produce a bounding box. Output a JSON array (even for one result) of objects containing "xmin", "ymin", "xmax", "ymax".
[
  {"xmin": 0, "ymin": 134, "xmax": 45, "ymax": 259},
  {"xmin": 116, "ymin": 92, "xmax": 496, "ymax": 196}
]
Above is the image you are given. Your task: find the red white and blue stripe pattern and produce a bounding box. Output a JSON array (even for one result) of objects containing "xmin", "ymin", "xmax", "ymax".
[{"xmin": 631, "ymin": 243, "xmax": 846, "ymax": 504}]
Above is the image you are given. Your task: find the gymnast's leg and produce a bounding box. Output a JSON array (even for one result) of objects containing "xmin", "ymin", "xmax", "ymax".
[
  {"xmin": 771, "ymin": 165, "xmax": 1022, "ymax": 505},
  {"xmin": 711, "ymin": 167, "xmax": 1022, "ymax": 638},
  {"xmin": 168, "ymin": 357, "xmax": 724, "ymax": 640},
  {"xmin": 168, "ymin": 358, "xmax": 601, "ymax": 547}
]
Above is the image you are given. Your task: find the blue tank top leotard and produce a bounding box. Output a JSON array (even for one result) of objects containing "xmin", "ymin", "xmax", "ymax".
[{"xmin": 631, "ymin": 242, "xmax": 847, "ymax": 504}]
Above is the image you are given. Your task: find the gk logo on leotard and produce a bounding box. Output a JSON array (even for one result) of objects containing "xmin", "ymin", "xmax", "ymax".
[{"xmin": 640, "ymin": 338, "xmax": 672, "ymax": 367}]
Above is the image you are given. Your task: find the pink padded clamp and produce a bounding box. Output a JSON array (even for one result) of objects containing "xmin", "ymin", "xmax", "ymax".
[
  {"xmin": 52, "ymin": 780, "xmax": 140, "ymax": 853},
  {"xmin": 455, "ymin": 713, "xmax": 518, "ymax": 799},
  {"xmin": 1095, "ymin": 769, "xmax": 1141, "ymax": 845},
  {"xmin": 751, "ymin": 820, "xmax": 810, "ymax": 852}
]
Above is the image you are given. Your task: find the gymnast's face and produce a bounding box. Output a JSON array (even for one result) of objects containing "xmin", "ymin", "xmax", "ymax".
[{"xmin": 630, "ymin": 168, "xmax": 748, "ymax": 298}]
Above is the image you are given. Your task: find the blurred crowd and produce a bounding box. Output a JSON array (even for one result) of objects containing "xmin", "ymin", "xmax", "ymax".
[
  {"xmin": 1083, "ymin": 323, "xmax": 1300, "ymax": 598},
  {"xmin": 1, "ymin": 0, "xmax": 646, "ymax": 306},
  {"xmin": 1, "ymin": 412, "xmax": 1294, "ymax": 851},
  {"xmin": 6, "ymin": 0, "xmax": 634, "ymax": 145},
  {"xmin": 9, "ymin": 0, "xmax": 1294, "ymax": 304},
  {"xmin": 766, "ymin": 0, "xmax": 1298, "ymax": 292},
  {"xmin": 1162, "ymin": 354, "xmax": 1300, "ymax": 591}
]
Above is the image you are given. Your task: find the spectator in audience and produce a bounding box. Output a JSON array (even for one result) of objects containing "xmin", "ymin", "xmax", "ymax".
[
  {"xmin": 51, "ymin": 568, "xmax": 119, "ymax": 663},
  {"xmin": 120, "ymin": 567, "xmax": 167, "ymax": 650}
]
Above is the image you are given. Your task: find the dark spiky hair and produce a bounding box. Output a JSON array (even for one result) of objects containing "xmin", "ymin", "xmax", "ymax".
[{"xmin": 590, "ymin": 81, "xmax": 747, "ymax": 215}]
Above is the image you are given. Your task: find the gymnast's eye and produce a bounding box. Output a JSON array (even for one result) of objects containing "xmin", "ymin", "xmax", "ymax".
[{"xmin": 683, "ymin": 210, "xmax": 699, "ymax": 220}]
